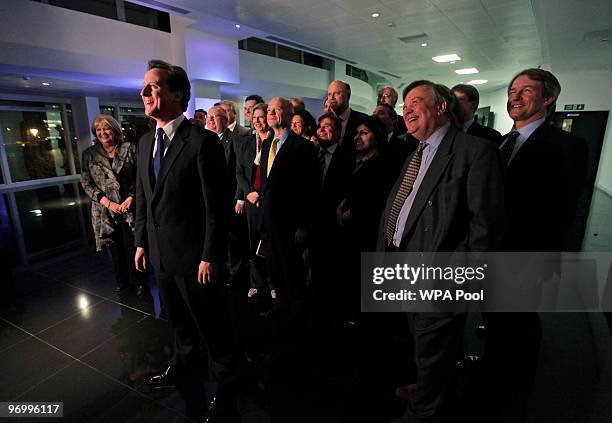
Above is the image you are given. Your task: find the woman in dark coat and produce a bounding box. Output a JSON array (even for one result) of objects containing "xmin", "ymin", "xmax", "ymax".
[
  {"xmin": 336, "ymin": 116, "xmax": 396, "ymax": 251},
  {"xmin": 81, "ymin": 114, "xmax": 146, "ymax": 295},
  {"xmin": 337, "ymin": 116, "xmax": 413, "ymax": 422}
]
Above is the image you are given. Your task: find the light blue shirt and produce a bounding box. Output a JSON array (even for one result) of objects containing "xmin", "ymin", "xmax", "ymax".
[
  {"xmin": 393, "ymin": 122, "xmax": 450, "ymax": 247},
  {"xmin": 500, "ymin": 117, "xmax": 545, "ymax": 165},
  {"xmin": 273, "ymin": 128, "xmax": 290, "ymax": 154}
]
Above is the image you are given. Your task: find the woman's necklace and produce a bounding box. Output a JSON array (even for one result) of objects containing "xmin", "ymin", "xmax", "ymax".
[{"xmin": 103, "ymin": 144, "xmax": 117, "ymax": 158}]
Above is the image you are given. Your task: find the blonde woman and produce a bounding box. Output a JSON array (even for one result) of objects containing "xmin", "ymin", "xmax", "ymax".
[{"xmin": 81, "ymin": 115, "xmax": 147, "ymax": 295}]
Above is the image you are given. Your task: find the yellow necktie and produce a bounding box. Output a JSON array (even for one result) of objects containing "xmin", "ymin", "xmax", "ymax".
[{"xmin": 267, "ymin": 138, "xmax": 279, "ymax": 176}]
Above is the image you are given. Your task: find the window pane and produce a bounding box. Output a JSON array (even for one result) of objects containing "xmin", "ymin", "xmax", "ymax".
[
  {"xmin": 99, "ymin": 105, "xmax": 116, "ymax": 116},
  {"xmin": 0, "ymin": 193, "xmax": 18, "ymax": 261},
  {"xmin": 121, "ymin": 115, "xmax": 152, "ymax": 144},
  {"xmin": 0, "ymin": 110, "xmax": 73, "ymax": 182},
  {"xmin": 246, "ymin": 38, "xmax": 276, "ymax": 57},
  {"xmin": 125, "ymin": 1, "xmax": 171, "ymax": 32},
  {"xmin": 304, "ymin": 52, "xmax": 323, "ymax": 68},
  {"xmin": 278, "ymin": 45, "xmax": 301, "ymax": 63},
  {"xmin": 14, "ymin": 184, "xmax": 85, "ymax": 254},
  {"xmin": 66, "ymin": 109, "xmax": 81, "ymax": 172},
  {"xmin": 47, "ymin": 0, "xmax": 117, "ymax": 20}
]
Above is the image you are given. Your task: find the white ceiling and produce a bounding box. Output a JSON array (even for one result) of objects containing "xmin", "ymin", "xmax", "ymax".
[
  {"xmin": 1, "ymin": 0, "xmax": 611, "ymax": 99},
  {"xmin": 169, "ymin": 0, "xmax": 612, "ymax": 92}
]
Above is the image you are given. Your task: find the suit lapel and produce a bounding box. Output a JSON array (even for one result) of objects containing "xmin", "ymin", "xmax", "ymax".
[
  {"xmin": 506, "ymin": 122, "xmax": 546, "ymax": 170},
  {"xmin": 153, "ymin": 120, "xmax": 189, "ymax": 198},
  {"xmin": 399, "ymin": 126, "xmax": 456, "ymax": 243},
  {"xmin": 267, "ymin": 132, "xmax": 294, "ymax": 180}
]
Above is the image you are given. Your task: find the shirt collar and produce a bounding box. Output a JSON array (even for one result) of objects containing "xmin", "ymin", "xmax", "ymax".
[
  {"xmin": 338, "ymin": 106, "xmax": 351, "ymax": 122},
  {"xmin": 514, "ymin": 117, "xmax": 545, "ymax": 142},
  {"xmin": 422, "ymin": 122, "xmax": 450, "ymax": 150},
  {"xmin": 462, "ymin": 118, "xmax": 475, "ymax": 133},
  {"xmin": 228, "ymin": 121, "xmax": 237, "ymax": 132},
  {"xmin": 157, "ymin": 114, "xmax": 185, "ymax": 141}
]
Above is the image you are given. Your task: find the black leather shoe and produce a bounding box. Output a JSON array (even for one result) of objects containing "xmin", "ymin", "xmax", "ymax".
[
  {"xmin": 135, "ymin": 285, "xmax": 144, "ymax": 297},
  {"xmin": 148, "ymin": 365, "xmax": 177, "ymax": 389}
]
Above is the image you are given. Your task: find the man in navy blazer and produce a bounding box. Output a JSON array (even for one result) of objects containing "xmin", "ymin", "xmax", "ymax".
[
  {"xmin": 134, "ymin": 60, "xmax": 232, "ymax": 420},
  {"xmin": 378, "ymin": 80, "xmax": 505, "ymax": 423},
  {"xmin": 483, "ymin": 68, "xmax": 587, "ymax": 422},
  {"xmin": 453, "ymin": 84, "xmax": 502, "ymax": 145}
]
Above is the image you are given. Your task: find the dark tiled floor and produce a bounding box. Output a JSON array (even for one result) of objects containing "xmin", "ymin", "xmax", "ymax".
[{"xmin": 1, "ymin": 189, "xmax": 612, "ymax": 422}]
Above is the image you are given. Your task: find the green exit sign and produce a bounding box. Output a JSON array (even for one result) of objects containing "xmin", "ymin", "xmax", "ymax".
[{"xmin": 564, "ymin": 104, "xmax": 585, "ymax": 111}]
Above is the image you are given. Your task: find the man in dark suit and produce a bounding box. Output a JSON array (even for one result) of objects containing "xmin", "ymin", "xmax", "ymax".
[
  {"xmin": 134, "ymin": 60, "xmax": 232, "ymax": 421},
  {"xmin": 206, "ymin": 105, "xmax": 249, "ymax": 288},
  {"xmin": 452, "ymin": 84, "xmax": 502, "ymax": 144},
  {"xmin": 373, "ymin": 103, "xmax": 419, "ymax": 178},
  {"xmin": 310, "ymin": 112, "xmax": 354, "ymax": 322},
  {"xmin": 220, "ymin": 100, "xmax": 251, "ymax": 137},
  {"xmin": 377, "ymin": 85, "xmax": 407, "ymax": 137},
  {"xmin": 483, "ymin": 68, "xmax": 587, "ymax": 422},
  {"xmin": 377, "ymin": 80, "xmax": 505, "ymax": 423},
  {"xmin": 258, "ymin": 97, "xmax": 320, "ymax": 310},
  {"xmin": 327, "ymin": 80, "xmax": 368, "ymax": 156}
]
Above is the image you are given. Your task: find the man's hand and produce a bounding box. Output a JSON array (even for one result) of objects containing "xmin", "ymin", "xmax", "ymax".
[
  {"xmin": 135, "ymin": 247, "xmax": 147, "ymax": 272},
  {"xmin": 246, "ymin": 191, "xmax": 259, "ymax": 206},
  {"xmin": 235, "ymin": 202, "xmax": 244, "ymax": 214},
  {"xmin": 197, "ymin": 261, "xmax": 214, "ymax": 285}
]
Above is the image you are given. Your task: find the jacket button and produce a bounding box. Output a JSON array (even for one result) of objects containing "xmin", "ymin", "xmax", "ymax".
[
  {"xmin": 424, "ymin": 226, "xmax": 430, "ymax": 232},
  {"xmin": 154, "ymin": 224, "xmax": 160, "ymax": 229},
  {"xmin": 427, "ymin": 200, "xmax": 433, "ymax": 206}
]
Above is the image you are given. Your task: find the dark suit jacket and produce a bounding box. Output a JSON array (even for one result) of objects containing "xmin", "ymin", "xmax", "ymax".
[
  {"xmin": 386, "ymin": 134, "xmax": 419, "ymax": 181},
  {"xmin": 377, "ymin": 125, "xmax": 506, "ymax": 252},
  {"xmin": 501, "ymin": 122, "xmax": 587, "ymax": 251},
  {"xmin": 235, "ymin": 132, "xmax": 271, "ymax": 201},
  {"xmin": 259, "ymin": 130, "xmax": 320, "ymax": 238},
  {"xmin": 344, "ymin": 153, "xmax": 398, "ymax": 252},
  {"xmin": 466, "ymin": 121, "xmax": 503, "ymax": 145},
  {"xmin": 339, "ymin": 108, "xmax": 368, "ymax": 157},
  {"xmin": 231, "ymin": 123, "xmax": 251, "ymax": 138},
  {"xmin": 319, "ymin": 142, "xmax": 355, "ymax": 228},
  {"xmin": 134, "ymin": 118, "xmax": 227, "ymax": 275}
]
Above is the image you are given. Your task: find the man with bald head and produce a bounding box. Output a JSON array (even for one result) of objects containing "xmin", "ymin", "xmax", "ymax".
[
  {"xmin": 207, "ymin": 106, "xmax": 249, "ymax": 289},
  {"xmin": 258, "ymin": 97, "xmax": 320, "ymax": 311},
  {"xmin": 327, "ymin": 80, "xmax": 368, "ymax": 153},
  {"xmin": 377, "ymin": 85, "xmax": 407, "ymax": 137}
]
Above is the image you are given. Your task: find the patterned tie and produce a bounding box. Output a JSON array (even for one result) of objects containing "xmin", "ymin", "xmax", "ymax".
[
  {"xmin": 499, "ymin": 130, "xmax": 520, "ymax": 167},
  {"xmin": 385, "ymin": 142, "xmax": 428, "ymax": 245},
  {"xmin": 267, "ymin": 138, "xmax": 279, "ymax": 177},
  {"xmin": 318, "ymin": 145, "xmax": 328, "ymax": 179},
  {"xmin": 153, "ymin": 127, "xmax": 165, "ymax": 178}
]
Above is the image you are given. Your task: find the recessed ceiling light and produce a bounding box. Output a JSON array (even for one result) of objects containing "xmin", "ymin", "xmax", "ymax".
[
  {"xmin": 468, "ymin": 79, "xmax": 488, "ymax": 85},
  {"xmin": 450, "ymin": 61, "xmax": 455, "ymax": 64},
  {"xmin": 235, "ymin": 24, "xmax": 241, "ymax": 28},
  {"xmin": 42, "ymin": 82, "xmax": 50, "ymax": 86},
  {"xmin": 432, "ymin": 54, "xmax": 461, "ymax": 63},
  {"xmin": 371, "ymin": 12, "xmax": 380, "ymax": 18},
  {"xmin": 455, "ymin": 67, "xmax": 479, "ymax": 75},
  {"xmin": 421, "ymin": 42, "xmax": 427, "ymax": 47}
]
